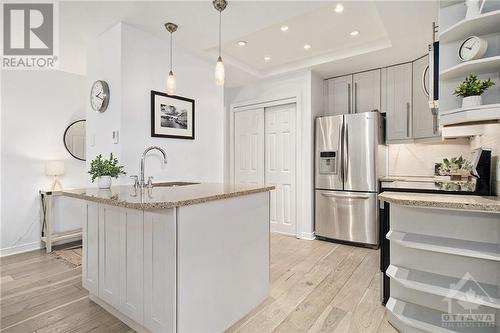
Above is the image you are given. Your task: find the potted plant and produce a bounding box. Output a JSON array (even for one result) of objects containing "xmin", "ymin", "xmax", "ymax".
[
  {"xmin": 453, "ymin": 74, "xmax": 495, "ymax": 108},
  {"xmin": 88, "ymin": 153, "xmax": 126, "ymax": 189},
  {"xmin": 438, "ymin": 155, "xmax": 473, "ymax": 181}
]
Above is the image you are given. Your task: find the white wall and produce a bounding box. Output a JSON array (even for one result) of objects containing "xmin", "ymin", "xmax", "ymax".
[
  {"xmin": 1, "ymin": 70, "xmax": 87, "ymax": 255},
  {"xmin": 86, "ymin": 23, "xmax": 224, "ymax": 185},
  {"xmin": 225, "ymin": 70, "xmax": 322, "ymax": 239}
]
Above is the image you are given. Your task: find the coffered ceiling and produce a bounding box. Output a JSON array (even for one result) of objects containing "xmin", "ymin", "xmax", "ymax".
[{"xmin": 59, "ymin": 1, "xmax": 438, "ymax": 87}]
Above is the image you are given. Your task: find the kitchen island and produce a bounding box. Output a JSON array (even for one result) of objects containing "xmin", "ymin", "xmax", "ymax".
[
  {"xmin": 61, "ymin": 182, "xmax": 274, "ymax": 333},
  {"xmin": 379, "ymin": 192, "xmax": 500, "ymax": 333}
]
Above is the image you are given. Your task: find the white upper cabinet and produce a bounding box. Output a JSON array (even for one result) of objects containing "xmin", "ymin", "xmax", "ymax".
[
  {"xmin": 383, "ymin": 63, "xmax": 413, "ymax": 141},
  {"xmin": 325, "ymin": 75, "xmax": 353, "ymax": 115},
  {"xmin": 352, "ymin": 69, "xmax": 381, "ymax": 113},
  {"xmin": 413, "ymin": 55, "xmax": 439, "ymax": 139}
]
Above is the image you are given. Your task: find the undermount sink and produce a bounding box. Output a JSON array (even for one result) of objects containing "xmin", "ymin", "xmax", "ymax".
[{"xmin": 153, "ymin": 181, "xmax": 199, "ymax": 187}]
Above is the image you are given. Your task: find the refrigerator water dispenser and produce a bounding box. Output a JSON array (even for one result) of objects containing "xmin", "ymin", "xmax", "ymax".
[{"xmin": 319, "ymin": 151, "xmax": 337, "ymax": 174}]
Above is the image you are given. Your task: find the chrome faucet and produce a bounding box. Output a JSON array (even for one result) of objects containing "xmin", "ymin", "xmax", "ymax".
[{"xmin": 133, "ymin": 146, "xmax": 168, "ymax": 189}]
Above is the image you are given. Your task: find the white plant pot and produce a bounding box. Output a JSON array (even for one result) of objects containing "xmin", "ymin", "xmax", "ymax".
[
  {"xmin": 462, "ymin": 95, "xmax": 482, "ymax": 109},
  {"xmin": 98, "ymin": 176, "xmax": 112, "ymax": 189}
]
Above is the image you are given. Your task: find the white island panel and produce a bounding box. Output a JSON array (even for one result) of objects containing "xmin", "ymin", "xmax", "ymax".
[{"xmin": 177, "ymin": 191, "xmax": 270, "ymax": 333}]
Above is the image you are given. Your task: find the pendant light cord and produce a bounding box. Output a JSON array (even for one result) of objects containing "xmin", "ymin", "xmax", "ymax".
[
  {"xmin": 170, "ymin": 32, "xmax": 173, "ymax": 72},
  {"xmin": 218, "ymin": 11, "xmax": 222, "ymax": 57}
]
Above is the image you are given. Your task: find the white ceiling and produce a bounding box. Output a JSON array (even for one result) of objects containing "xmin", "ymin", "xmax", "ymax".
[{"xmin": 59, "ymin": 1, "xmax": 438, "ymax": 87}]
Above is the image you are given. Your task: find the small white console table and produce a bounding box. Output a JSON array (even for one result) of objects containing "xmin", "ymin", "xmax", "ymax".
[{"xmin": 39, "ymin": 190, "xmax": 82, "ymax": 253}]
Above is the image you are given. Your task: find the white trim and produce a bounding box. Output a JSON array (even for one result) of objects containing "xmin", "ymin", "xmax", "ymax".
[
  {"xmin": 229, "ymin": 93, "xmax": 303, "ymax": 239},
  {"xmin": 300, "ymin": 231, "xmax": 316, "ymax": 240},
  {"xmin": 0, "ymin": 241, "xmax": 42, "ymax": 257}
]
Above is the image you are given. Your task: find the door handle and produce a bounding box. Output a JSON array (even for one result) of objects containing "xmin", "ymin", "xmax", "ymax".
[
  {"xmin": 406, "ymin": 102, "xmax": 411, "ymax": 137},
  {"xmin": 321, "ymin": 192, "xmax": 371, "ymax": 200},
  {"xmin": 347, "ymin": 83, "xmax": 351, "ymax": 114}
]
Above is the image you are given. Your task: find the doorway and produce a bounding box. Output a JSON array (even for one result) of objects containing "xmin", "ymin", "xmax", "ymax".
[{"xmin": 232, "ymin": 102, "xmax": 297, "ymax": 236}]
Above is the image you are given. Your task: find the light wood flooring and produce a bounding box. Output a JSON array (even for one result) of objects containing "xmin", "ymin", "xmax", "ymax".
[{"xmin": 0, "ymin": 234, "xmax": 396, "ymax": 333}]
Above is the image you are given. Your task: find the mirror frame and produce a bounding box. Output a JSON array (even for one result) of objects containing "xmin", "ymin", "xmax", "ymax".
[{"xmin": 63, "ymin": 119, "xmax": 86, "ymax": 161}]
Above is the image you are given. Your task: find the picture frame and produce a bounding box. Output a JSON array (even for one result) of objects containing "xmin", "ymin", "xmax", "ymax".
[{"xmin": 151, "ymin": 90, "xmax": 195, "ymax": 140}]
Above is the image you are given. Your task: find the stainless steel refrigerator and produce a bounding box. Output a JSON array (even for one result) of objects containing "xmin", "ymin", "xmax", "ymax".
[{"xmin": 315, "ymin": 112, "xmax": 386, "ymax": 247}]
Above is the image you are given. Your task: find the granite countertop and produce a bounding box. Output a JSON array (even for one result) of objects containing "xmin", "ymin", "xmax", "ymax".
[
  {"xmin": 379, "ymin": 191, "xmax": 500, "ymax": 213},
  {"xmin": 61, "ymin": 182, "xmax": 275, "ymax": 210},
  {"xmin": 380, "ymin": 176, "xmax": 437, "ymax": 182}
]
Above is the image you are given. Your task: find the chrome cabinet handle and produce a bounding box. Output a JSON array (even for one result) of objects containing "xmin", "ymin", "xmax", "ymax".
[
  {"xmin": 321, "ymin": 192, "xmax": 370, "ymax": 200},
  {"xmin": 348, "ymin": 83, "xmax": 351, "ymax": 114},
  {"xmin": 406, "ymin": 102, "xmax": 411, "ymax": 137},
  {"xmin": 354, "ymin": 82, "xmax": 358, "ymax": 113}
]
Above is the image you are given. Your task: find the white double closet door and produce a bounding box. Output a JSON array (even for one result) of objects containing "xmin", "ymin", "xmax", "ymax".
[{"xmin": 234, "ymin": 103, "xmax": 296, "ymax": 235}]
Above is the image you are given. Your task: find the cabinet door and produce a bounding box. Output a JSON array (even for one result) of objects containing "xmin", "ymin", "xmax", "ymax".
[
  {"xmin": 352, "ymin": 69, "xmax": 381, "ymax": 113},
  {"xmin": 384, "ymin": 63, "xmax": 412, "ymax": 141},
  {"xmin": 119, "ymin": 208, "xmax": 144, "ymax": 324},
  {"xmin": 82, "ymin": 202, "xmax": 99, "ymax": 295},
  {"xmin": 413, "ymin": 55, "xmax": 438, "ymax": 139},
  {"xmin": 98, "ymin": 205, "xmax": 121, "ymax": 308},
  {"xmin": 325, "ymin": 75, "xmax": 353, "ymax": 115}
]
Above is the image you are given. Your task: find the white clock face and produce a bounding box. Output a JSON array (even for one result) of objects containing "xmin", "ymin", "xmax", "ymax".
[
  {"xmin": 90, "ymin": 80, "xmax": 109, "ymax": 112},
  {"xmin": 459, "ymin": 36, "xmax": 487, "ymax": 61}
]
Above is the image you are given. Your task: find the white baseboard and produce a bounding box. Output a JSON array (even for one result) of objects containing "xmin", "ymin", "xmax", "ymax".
[
  {"xmin": 300, "ymin": 231, "xmax": 316, "ymax": 240},
  {"xmin": 0, "ymin": 241, "xmax": 42, "ymax": 257}
]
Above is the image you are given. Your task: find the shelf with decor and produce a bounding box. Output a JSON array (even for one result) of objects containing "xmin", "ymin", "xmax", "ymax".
[
  {"xmin": 440, "ymin": 56, "xmax": 500, "ymax": 80},
  {"xmin": 439, "ymin": 9, "xmax": 500, "ymax": 43},
  {"xmin": 440, "ymin": 103, "xmax": 500, "ymax": 125}
]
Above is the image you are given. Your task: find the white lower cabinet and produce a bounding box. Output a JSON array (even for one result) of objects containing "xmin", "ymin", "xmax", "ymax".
[{"xmin": 83, "ymin": 203, "xmax": 176, "ymax": 332}]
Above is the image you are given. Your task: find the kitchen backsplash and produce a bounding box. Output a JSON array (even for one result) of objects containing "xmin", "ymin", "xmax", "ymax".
[{"xmin": 387, "ymin": 139, "xmax": 471, "ymax": 177}]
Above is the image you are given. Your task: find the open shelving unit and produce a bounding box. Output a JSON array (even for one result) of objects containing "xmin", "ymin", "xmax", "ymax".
[
  {"xmin": 440, "ymin": 56, "xmax": 500, "ymax": 81},
  {"xmin": 387, "ymin": 264, "xmax": 500, "ymax": 309},
  {"xmin": 386, "ymin": 230, "xmax": 500, "ymax": 261},
  {"xmin": 439, "ymin": 9, "xmax": 500, "ymax": 43},
  {"xmin": 386, "ymin": 298, "xmax": 497, "ymax": 333},
  {"xmin": 439, "ymin": 4, "xmax": 500, "ymax": 127},
  {"xmin": 440, "ymin": 103, "xmax": 500, "ymax": 125}
]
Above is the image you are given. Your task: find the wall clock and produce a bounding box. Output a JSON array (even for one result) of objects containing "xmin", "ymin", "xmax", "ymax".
[
  {"xmin": 90, "ymin": 80, "xmax": 110, "ymax": 113},
  {"xmin": 458, "ymin": 36, "xmax": 487, "ymax": 62}
]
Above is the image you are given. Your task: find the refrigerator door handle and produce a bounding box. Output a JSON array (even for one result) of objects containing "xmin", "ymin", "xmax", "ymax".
[
  {"xmin": 344, "ymin": 122, "xmax": 349, "ymax": 184},
  {"xmin": 320, "ymin": 192, "xmax": 371, "ymax": 200}
]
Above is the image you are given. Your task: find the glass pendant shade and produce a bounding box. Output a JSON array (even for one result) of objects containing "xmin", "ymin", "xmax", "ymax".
[
  {"xmin": 215, "ymin": 56, "xmax": 225, "ymax": 86},
  {"xmin": 166, "ymin": 70, "xmax": 176, "ymax": 95}
]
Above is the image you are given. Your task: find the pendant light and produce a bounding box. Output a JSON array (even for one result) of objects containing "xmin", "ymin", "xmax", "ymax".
[
  {"xmin": 213, "ymin": 0, "xmax": 227, "ymax": 86},
  {"xmin": 164, "ymin": 22, "xmax": 178, "ymax": 95}
]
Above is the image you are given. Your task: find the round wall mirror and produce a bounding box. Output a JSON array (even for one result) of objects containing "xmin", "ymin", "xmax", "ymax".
[{"xmin": 63, "ymin": 120, "xmax": 86, "ymax": 161}]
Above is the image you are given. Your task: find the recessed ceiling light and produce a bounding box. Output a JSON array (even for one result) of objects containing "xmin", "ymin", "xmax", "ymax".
[
  {"xmin": 264, "ymin": 56, "xmax": 271, "ymax": 62},
  {"xmin": 280, "ymin": 25, "xmax": 289, "ymax": 32},
  {"xmin": 237, "ymin": 41, "xmax": 247, "ymax": 46},
  {"xmin": 303, "ymin": 44, "xmax": 311, "ymax": 50},
  {"xmin": 334, "ymin": 3, "xmax": 344, "ymax": 13},
  {"xmin": 350, "ymin": 30, "xmax": 359, "ymax": 36}
]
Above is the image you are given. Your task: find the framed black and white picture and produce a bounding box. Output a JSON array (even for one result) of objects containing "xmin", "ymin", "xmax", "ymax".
[{"xmin": 151, "ymin": 90, "xmax": 195, "ymax": 139}]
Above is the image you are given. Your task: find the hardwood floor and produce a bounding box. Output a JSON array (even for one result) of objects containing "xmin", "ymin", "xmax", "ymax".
[{"xmin": 0, "ymin": 234, "xmax": 396, "ymax": 333}]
